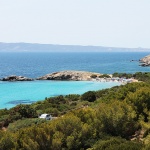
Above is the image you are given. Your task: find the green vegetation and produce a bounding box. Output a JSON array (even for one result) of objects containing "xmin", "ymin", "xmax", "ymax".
[
  {"xmin": 113, "ymin": 72, "xmax": 150, "ymax": 83},
  {"xmin": 81, "ymin": 91, "xmax": 96, "ymax": 102},
  {"xmin": 0, "ymin": 72, "xmax": 150, "ymax": 149},
  {"xmin": 90, "ymin": 74, "xmax": 97, "ymax": 78},
  {"xmin": 133, "ymin": 72, "xmax": 150, "ymax": 83},
  {"xmin": 7, "ymin": 118, "xmax": 46, "ymax": 132},
  {"xmin": 112, "ymin": 72, "xmax": 133, "ymax": 78},
  {"xmin": 92, "ymin": 137, "xmax": 143, "ymax": 150},
  {"xmin": 99, "ymin": 74, "xmax": 111, "ymax": 78}
]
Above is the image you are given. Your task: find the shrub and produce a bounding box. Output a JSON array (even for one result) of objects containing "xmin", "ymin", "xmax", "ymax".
[
  {"xmin": 125, "ymin": 87, "xmax": 150, "ymax": 122},
  {"xmin": 65, "ymin": 94, "xmax": 80, "ymax": 101},
  {"xmin": 93, "ymin": 137, "xmax": 143, "ymax": 150},
  {"xmin": 10, "ymin": 104, "xmax": 37, "ymax": 119},
  {"xmin": 95, "ymin": 101, "xmax": 139, "ymax": 138},
  {"xmin": 81, "ymin": 91, "xmax": 96, "ymax": 102},
  {"xmin": 90, "ymin": 74, "xmax": 97, "ymax": 78},
  {"xmin": 99, "ymin": 74, "xmax": 110, "ymax": 78},
  {"xmin": 112, "ymin": 72, "xmax": 133, "ymax": 78},
  {"xmin": 7, "ymin": 118, "xmax": 45, "ymax": 132}
]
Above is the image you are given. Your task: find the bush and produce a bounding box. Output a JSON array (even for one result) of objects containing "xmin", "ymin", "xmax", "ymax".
[
  {"xmin": 99, "ymin": 74, "xmax": 110, "ymax": 78},
  {"xmin": 90, "ymin": 74, "xmax": 97, "ymax": 78},
  {"xmin": 81, "ymin": 91, "xmax": 96, "ymax": 102},
  {"xmin": 133, "ymin": 72, "xmax": 150, "ymax": 83},
  {"xmin": 47, "ymin": 95, "xmax": 66, "ymax": 104},
  {"xmin": 112, "ymin": 72, "xmax": 133, "ymax": 78},
  {"xmin": 95, "ymin": 101, "xmax": 139, "ymax": 138},
  {"xmin": 7, "ymin": 118, "xmax": 46, "ymax": 132},
  {"xmin": 93, "ymin": 137, "xmax": 143, "ymax": 150},
  {"xmin": 10, "ymin": 104, "xmax": 37, "ymax": 119},
  {"xmin": 65, "ymin": 94, "xmax": 80, "ymax": 101},
  {"xmin": 125, "ymin": 87, "xmax": 150, "ymax": 122}
]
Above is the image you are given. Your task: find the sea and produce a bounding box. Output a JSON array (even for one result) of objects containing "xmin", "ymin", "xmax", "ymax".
[{"xmin": 0, "ymin": 52, "xmax": 149, "ymax": 109}]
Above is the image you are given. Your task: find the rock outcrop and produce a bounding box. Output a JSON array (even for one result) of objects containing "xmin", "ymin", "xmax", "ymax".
[
  {"xmin": 2, "ymin": 75, "xmax": 33, "ymax": 81},
  {"xmin": 140, "ymin": 55, "xmax": 150, "ymax": 66},
  {"xmin": 37, "ymin": 71, "xmax": 102, "ymax": 81}
]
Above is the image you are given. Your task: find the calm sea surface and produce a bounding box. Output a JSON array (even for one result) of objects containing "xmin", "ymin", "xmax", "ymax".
[
  {"xmin": 0, "ymin": 52, "xmax": 149, "ymax": 78},
  {"xmin": 0, "ymin": 81, "xmax": 121, "ymax": 109},
  {"xmin": 0, "ymin": 52, "xmax": 149, "ymax": 109}
]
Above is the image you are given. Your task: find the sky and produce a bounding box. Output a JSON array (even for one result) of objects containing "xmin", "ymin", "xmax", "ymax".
[{"xmin": 0, "ymin": 0, "xmax": 150, "ymax": 48}]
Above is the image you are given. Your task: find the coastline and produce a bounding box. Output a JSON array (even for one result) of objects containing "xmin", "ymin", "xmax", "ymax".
[
  {"xmin": 0, "ymin": 70, "xmax": 139, "ymax": 83},
  {"xmin": 0, "ymin": 70, "xmax": 141, "ymax": 109}
]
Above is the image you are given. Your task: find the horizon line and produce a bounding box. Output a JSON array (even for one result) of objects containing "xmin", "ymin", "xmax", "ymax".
[{"xmin": 0, "ymin": 42, "xmax": 150, "ymax": 50}]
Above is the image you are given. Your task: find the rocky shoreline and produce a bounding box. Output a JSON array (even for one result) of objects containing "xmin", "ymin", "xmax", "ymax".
[
  {"xmin": 0, "ymin": 71, "xmax": 102, "ymax": 81},
  {"xmin": 0, "ymin": 70, "xmax": 139, "ymax": 83},
  {"xmin": 139, "ymin": 55, "xmax": 150, "ymax": 66},
  {"xmin": 36, "ymin": 71, "xmax": 102, "ymax": 81},
  {"xmin": 1, "ymin": 75, "xmax": 33, "ymax": 81}
]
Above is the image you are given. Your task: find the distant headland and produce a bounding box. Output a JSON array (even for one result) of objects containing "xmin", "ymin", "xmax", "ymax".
[
  {"xmin": 140, "ymin": 55, "xmax": 150, "ymax": 66},
  {"xmin": 0, "ymin": 42, "xmax": 150, "ymax": 52}
]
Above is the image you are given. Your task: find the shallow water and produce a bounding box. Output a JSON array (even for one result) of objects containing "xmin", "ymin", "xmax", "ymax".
[{"xmin": 0, "ymin": 80, "xmax": 120, "ymax": 109}]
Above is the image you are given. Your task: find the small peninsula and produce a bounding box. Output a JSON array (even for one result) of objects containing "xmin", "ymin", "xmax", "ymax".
[{"xmin": 37, "ymin": 70, "xmax": 102, "ymax": 81}]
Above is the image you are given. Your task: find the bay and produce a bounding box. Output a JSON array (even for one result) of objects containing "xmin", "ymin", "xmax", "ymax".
[{"xmin": 0, "ymin": 80, "xmax": 120, "ymax": 109}]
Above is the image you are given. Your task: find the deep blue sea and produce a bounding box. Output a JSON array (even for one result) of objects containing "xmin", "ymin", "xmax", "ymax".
[
  {"xmin": 0, "ymin": 52, "xmax": 149, "ymax": 78},
  {"xmin": 0, "ymin": 52, "xmax": 149, "ymax": 109}
]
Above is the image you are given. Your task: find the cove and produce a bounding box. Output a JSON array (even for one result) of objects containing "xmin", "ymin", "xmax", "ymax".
[{"xmin": 0, "ymin": 80, "xmax": 121, "ymax": 109}]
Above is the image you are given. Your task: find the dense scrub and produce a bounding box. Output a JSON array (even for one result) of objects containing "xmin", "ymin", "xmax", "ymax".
[
  {"xmin": 0, "ymin": 72, "xmax": 150, "ymax": 149},
  {"xmin": 113, "ymin": 72, "xmax": 150, "ymax": 83}
]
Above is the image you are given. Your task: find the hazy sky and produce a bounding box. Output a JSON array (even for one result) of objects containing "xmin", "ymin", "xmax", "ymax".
[{"xmin": 0, "ymin": 0, "xmax": 150, "ymax": 48}]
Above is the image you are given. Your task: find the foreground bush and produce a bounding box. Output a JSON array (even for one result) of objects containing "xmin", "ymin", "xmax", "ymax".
[
  {"xmin": 81, "ymin": 91, "xmax": 96, "ymax": 102},
  {"xmin": 92, "ymin": 137, "xmax": 143, "ymax": 150},
  {"xmin": 125, "ymin": 87, "xmax": 150, "ymax": 122},
  {"xmin": 95, "ymin": 101, "xmax": 139, "ymax": 138}
]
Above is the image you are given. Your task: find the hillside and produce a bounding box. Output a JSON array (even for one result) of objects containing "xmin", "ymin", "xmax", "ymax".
[{"xmin": 0, "ymin": 72, "xmax": 150, "ymax": 149}]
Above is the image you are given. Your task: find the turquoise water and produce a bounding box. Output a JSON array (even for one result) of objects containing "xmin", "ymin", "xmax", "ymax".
[{"xmin": 0, "ymin": 80, "xmax": 120, "ymax": 109}]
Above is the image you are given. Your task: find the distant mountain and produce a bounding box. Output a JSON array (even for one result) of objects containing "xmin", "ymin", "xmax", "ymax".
[{"xmin": 0, "ymin": 42, "xmax": 149, "ymax": 52}]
